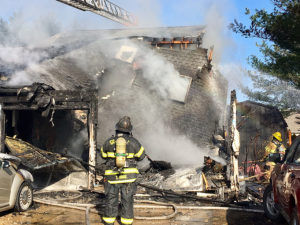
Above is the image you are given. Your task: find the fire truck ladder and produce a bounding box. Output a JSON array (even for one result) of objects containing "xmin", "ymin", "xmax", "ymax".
[{"xmin": 56, "ymin": 0, "xmax": 136, "ymax": 26}]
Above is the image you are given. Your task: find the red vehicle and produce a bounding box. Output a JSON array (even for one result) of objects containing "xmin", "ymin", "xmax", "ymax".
[{"xmin": 264, "ymin": 136, "xmax": 300, "ymax": 225}]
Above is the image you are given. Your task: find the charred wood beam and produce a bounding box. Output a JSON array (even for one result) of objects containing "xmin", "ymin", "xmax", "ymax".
[
  {"xmin": 88, "ymin": 94, "xmax": 98, "ymax": 189},
  {"xmin": 138, "ymin": 183, "xmax": 228, "ymax": 205},
  {"xmin": 0, "ymin": 87, "xmax": 97, "ymax": 97},
  {"xmin": 2, "ymin": 105, "xmax": 39, "ymax": 110},
  {"xmin": 49, "ymin": 90, "xmax": 98, "ymax": 102},
  {"xmin": 227, "ymin": 90, "xmax": 240, "ymax": 197},
  {"xmin": 1, "ymin": 103, "xmax": 90, "ymax": 110},
  {"xmin": 0, "ymin": 93, "xmax": 97, "ymax": 104}
]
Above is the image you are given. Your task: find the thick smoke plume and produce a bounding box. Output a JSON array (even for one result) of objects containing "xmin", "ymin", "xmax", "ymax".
[
  {"xmin": 0, "ymin": 0, "xmax": 231, "ymax": 166},
  {"xmin": 95, "ymin": 39, "xmax": 221, "ymax": 166}
]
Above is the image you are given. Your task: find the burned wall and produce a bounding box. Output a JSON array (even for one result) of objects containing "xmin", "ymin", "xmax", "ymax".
[
  {"xmin": 237, "ymin": 101, "xmax": 288, "ymax": 163},
  {"xmin": 155, "ymin": 48, "xmax": 227, "ymax": 145},
  {"xmin": 97, "ymin": 45, "xmax": 228, "ymax": 153}
]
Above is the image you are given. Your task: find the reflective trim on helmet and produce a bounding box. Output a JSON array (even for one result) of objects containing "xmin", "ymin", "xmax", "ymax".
[
  {"xmin": 122, "ymin": 168, "xmax": 139, "ymax": 174},
  {"xmin": 102, "ymin": 217, "xmax": 116, "ymax": 223},
  {"xmin": 121, "ymin": 217, "xmax": 133, "ymax": 224},
  {"xmin": 135, "ymin": 146, "xmax": 144, "ymax": 158},
  {"xmin": 107, "ymin": 152, "xmax": 116, "ymax": 158},
  {"xmin": 108, "ymin": 178, "xmax": 136, "ymax": 184},
  {"xmin": 101, "ymin": 147, "xmax": 107, "ymax": 158},
  {"xmin": 127, "ymin": 153, "xmax": 135, "ymax": 158},
  {"xmin": 109, "ymin": 139, "xmax": 116, "ymax": 145}
]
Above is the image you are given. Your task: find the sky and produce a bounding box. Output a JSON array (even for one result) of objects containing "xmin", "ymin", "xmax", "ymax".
[{"xmin": 0, "ymin": 0, "xmax": 274, "ymax": 101}]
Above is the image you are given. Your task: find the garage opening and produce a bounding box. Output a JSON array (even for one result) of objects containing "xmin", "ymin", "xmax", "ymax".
[{"xmin": 0, "ymin": 83, "xmax": 98, "ymax": 190}]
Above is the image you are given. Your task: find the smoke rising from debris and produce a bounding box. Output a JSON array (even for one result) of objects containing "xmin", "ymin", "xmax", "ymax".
[
  {"xmin": 201, "ymin": 0, "xmax": 234, "ymax": 64},
  {"xmin": 0, "ymin": 0, "xmax": 229, "ymax": 166},
  {"xmin": 94, "ymin": 39, "xmax": 218, "ymax": 166},
  {"xmin": 137, "ymin": 46, "xmax": 189, "ymax": 100},
  {"xmin": 0, "ymin": 11, "xmax": 62, "ymax": 86}
]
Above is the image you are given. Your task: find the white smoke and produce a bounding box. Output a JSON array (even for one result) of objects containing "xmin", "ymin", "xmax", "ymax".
[
  {"xmin": 0, "ymin": 47, "xmax": 47, "ymax": 65},
  {"xmin": 0, "ymin": 0, "xmax": 232, "ymax": 167},
  {"xmin": 137, "ymin": 45, "xmax": 190, "ymax": 100},
  {"xmin": 0, "ymin": 11, "xmax": 62, "ymax": 86},
  {"xmin": 140, "ymin": 122, "xmax": 210, "ymax": 165},
  {"xmin": 202, "ymin": 1, "xmax": 234, "ymax": 64},
  {"xmin": 93, "ymin": 39, "xmax": 218, "ymax": 166},
  {"xmin": 217, "ymin": 63, "xmax": 248, "ymax": 91}
]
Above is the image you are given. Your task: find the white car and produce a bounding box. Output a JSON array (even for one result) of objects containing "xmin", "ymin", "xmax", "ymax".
[{"xmin": 0, "ymin": 153, "xmax": 33, "ymax": 212}]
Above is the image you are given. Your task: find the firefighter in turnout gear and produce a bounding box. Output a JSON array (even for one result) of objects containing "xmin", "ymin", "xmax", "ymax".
[
  {"xmin": 264, "ymin": 132, "xmax": 286, "ymax": 180},
  {"xmin": 264, "ymin": 132, "xmax": 286, "ymax": 160},
  {"xmin": 101, "ymin": 116, "xmax": 145, "ymax": 225}
]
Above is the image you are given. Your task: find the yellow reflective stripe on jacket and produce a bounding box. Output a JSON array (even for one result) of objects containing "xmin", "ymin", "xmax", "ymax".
[
  {"xmin": 101, "ymin": 148, "xmax": 115, "ymax": 158},
  {"xmin": 107, "ymin": 152, "xmax": 116, "ymax": 158},
  {"xmin": 127, "ymin": 153, "xmax": 135, "ymax": 158},
  {"xmin": 118, "ymin": 175, "xmax": 127, "ymax": 179},
  {"xmin": 102, "ymin": 217, "xmax": 116, "ymax": 223},
  {"xmin": 104, "ymin": 170, "xmax": 119, "ymax": 176},
  {"xmin": 108, "ymin": 178, "xmax": 136, "ymax": 184},
  {"xmin": 101, "ymin": 147, "xmax": 107, "ymax": 158},
  {"xmin": 105, "ymin": 168, "xmax": 139, "ymax": 176},
  {"xmin": 135, "ymin": 146, "xmax": 144, "ymax": 158},
  {"xmin": 122, "ymin": 168, "xmax": 139, "ymax": 174},
  {"xmin": 121, "ymin": 217, "xmax": 133, "ymax": 224}
]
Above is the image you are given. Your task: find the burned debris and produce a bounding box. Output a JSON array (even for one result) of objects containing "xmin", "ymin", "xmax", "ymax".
[
  {"xmin": 0, "ymin": 26, "xmax": 291, "ymax": 225},
  {"xmin": 0, "ymin": 83, "xmax": 98, "ymax": 189}
]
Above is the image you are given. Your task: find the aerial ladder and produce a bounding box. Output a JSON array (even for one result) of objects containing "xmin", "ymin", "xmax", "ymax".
[{"xmin": 56, "ymin": 0, "xmax": 136, "ymax": 26}]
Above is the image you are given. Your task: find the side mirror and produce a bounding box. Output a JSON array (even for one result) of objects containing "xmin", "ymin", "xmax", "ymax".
[
  {"xmin": 268, "ymin": 153, "xmax": 282, "ymax": 163},
  {"xmin": 3, "ymin": 161, "xmax": 10, "ymax": 168}
]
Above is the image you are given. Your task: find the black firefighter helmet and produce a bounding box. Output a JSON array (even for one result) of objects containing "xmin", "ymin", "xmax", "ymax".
[{"xmin": 115, "ymin": 116, "xmax": 132, "ymax": 133}]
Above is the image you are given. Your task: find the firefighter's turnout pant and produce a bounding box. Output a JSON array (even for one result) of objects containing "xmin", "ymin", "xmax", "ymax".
[{"xmin": 103, "ymin": 182, "xmax": 136, "ymax": 225}]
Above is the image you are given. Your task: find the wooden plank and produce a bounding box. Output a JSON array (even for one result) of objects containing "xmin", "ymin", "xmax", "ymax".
[
  {"xmin": 227, "ymin": 90, "xmax": 240, "ymax": 196},
  {"xmin": 2, "ymin": 103, "xmax": 90, "ymax": 111},
  {"xmin": 0, "ymin": 90, "xmax": 98, "ymax": 104},
  {"xmin": 88, "ymin": 95, "xmax": 98, "ymax": 190},
  {"xmin": 2, "ymin": 105, "xmax": 39, "ymax": 110}
]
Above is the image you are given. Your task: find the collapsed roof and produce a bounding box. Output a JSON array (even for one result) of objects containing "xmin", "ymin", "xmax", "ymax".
[{"xmin": 0, "ymin": 26, "xmax": 228, "ymax": 165}]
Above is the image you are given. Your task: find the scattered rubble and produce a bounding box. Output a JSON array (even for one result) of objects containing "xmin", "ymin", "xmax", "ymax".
[{"xmin": 0, "ymin": 26, "xmax": 289, "ymax": 224}]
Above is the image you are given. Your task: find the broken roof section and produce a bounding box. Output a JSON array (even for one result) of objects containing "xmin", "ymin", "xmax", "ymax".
[
  {"xmin": 0, "ymin": 26, "xmax": 206, "ymax": 90},
  {"xmin": 5, "ymin": 136, "xmax": 73, "ymax": 170},
  {"xmin": 48, "ymin": 26, "xmax": 205, "ymax": 41}
]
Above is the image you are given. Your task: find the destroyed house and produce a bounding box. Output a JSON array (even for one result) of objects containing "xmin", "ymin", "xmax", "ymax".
[
  {"xmin": 0, "ymin": 26, "xmax": 228, "ymax": 167},
  {"xmin": 0, "ymin": 83, "xmax": 98, "ymax": 189}
]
